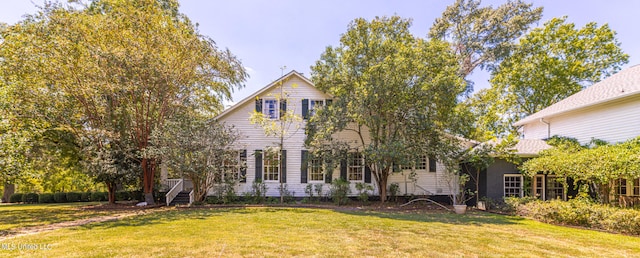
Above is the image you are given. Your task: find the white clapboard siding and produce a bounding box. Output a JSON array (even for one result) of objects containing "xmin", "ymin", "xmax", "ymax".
[{"xmin": 523, "ymin": 96, "xmax": 640, "ymax": 145}]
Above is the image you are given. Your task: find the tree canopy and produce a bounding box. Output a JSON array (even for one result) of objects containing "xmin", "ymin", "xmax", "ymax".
[
  {"xmin": 308, "ymin": 16, "xmax": 466, "ymax": 201},
  {"xmin": 468, "ymin": 17, "xmax": 629, "ymax": 140},
  {"xmin": 0, "ymin": 0, "xmax": 247, "ymax": 203}
]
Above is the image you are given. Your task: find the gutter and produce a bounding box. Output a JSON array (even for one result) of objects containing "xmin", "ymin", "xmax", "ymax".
[{"xmin": 539, "ymin": 118, "xmax": 550, "ymax": 138}]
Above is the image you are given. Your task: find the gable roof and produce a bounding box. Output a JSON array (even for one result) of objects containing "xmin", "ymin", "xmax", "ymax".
[
  {"xmin": 482, "ymin": 138, "xmax": 552, "ymax": 157},
  {"xmin": 215, "ymin": 70, "xmax": 315, "ymax": 120},
  {"xmin": 514, "ymin": 64, "xmax": 640, "ymax": 126}
]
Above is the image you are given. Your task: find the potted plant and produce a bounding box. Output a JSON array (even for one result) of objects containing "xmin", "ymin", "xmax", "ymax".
[{"xmin": 442, "ymin": 156, "xmax": 476, "ymax": 214}]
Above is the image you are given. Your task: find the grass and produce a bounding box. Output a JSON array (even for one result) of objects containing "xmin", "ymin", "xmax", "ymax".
[
  {"xmin": 0, "ymin": 202, "xmax": 116, "ymax": 232},
  {"xmin": 1, "ymin": 207, "xmax": 639, "ymax": 257}
]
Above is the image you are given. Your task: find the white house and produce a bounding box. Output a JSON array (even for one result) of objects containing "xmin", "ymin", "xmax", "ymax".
[
  {"xmin": 195, "ymin": 70, "xmax": 458, "ymax": 200},
  {"xmin": 480, "ymin": 64, "xmax": 640, "ymax": 202},
  {"xmin": 514, "ymin": 64, "xmax": 640, "ymax": 145}
]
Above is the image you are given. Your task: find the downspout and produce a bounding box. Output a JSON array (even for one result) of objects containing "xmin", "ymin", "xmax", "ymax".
[{"xmin": 540, "ymin": 118, "xmax": 550, "ymax": 138}]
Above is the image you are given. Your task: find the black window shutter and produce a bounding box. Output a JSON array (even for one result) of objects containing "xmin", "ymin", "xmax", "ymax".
[
  {"xmin": 429, "ymin": 155, "xmax": 437, "ymax": 172},
  {"xmin": 340, "ymin": 158, "xmax": 347, "ymax": 180},
  {"xmin": 301, "ymin": 150, "xmax": 308, "ymax": 183},
  {"xmin": 365, "ymin": 165, "xmax": 371, "ymax": 183},
  {"xmin": 255, "ymin": 98, "xmax": 262, "ymax": 113},
  {"xmin": 255, "ymin": 150, "xmax": 262, "ymax": 182},
  {"xmin": 280, "ymin": 150, "xmax": 287, "ymax": 183},
  {"xmin": 302, "ymin": 99, "xmax": 309, "ymax": 119},
  {"xmin": 240, "ymin": 150, "xmax": 247, "ymax": 182},
  {"xmin": 280, "ymin": 99, "xmax": 287, "ymax": 119}
]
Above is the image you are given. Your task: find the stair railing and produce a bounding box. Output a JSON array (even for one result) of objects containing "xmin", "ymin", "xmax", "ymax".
[
  {"xmin": 166, "ymin": 179, "xmax": 184, "ymax": 206},
  {"xmin": 189, "ymin": 190, "xmax": 195, "ymax": 205}
]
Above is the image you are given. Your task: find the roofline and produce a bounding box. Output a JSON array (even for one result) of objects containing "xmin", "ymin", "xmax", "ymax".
[
  {"xmin": 514, "ymin": 90, "xmax": 640, "ymax": 126},
  {"xmin": 214, "ymin": 70, "xmax": 315, "ymax": 120}
]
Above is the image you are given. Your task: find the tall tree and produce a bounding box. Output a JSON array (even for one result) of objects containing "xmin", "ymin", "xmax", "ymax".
[
  {"xmin": 308, "ymin": 16, "xmax": 465, "ymax": 202},
  {"xmin": 429, "ymin": 0, "xmax": 543, "ymax": 90},
  {"xmin": 0, "ymin": 0, "xmax": 247, "ymax": 204},
  {"xmin": 473, "ymin": 17, "xmax": 629, "ymax": 138}
]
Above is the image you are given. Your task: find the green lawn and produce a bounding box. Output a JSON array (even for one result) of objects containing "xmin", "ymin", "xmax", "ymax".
[
  {"xmin": 0, "ymin": 202, "xmax": 116, "ymax": 232},
  {"xmin": 1, "ymin": 207, "xmax": 639, "ymax": 257}
]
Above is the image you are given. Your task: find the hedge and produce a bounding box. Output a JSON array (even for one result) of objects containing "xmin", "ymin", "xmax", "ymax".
[
  {"xmin": 512, "ymin": 198, "xmax": 640, "ymax": 236},
  {"xmin": 53, "ymin": 192, "xmax": 68, "ymax": 203},
  {"xmin": 81, "ymin": 192, "xmax": 91, "ymax": 202},
  {"xmin": 38, "ymin": 193, "xmax": 55, "ymax": 203},
  {"xmin": 66, "ymin": 192, "xmax": 82, "ymax": 202},
  {"xmin": 90, "ymin": 192, "xmax": 108, "ymax": 202},
  {"xmin": 9, "ymin": 193, "xmax": 23, "ymax": 203},
  {"xmin": 22, "ymin": 193, "xmax": 39, "ymax": 204}
]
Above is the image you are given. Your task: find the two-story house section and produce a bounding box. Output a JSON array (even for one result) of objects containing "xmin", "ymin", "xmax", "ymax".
[{"xmin": 213, "ymin": 70, "xmax": 455, "ymax": 198}]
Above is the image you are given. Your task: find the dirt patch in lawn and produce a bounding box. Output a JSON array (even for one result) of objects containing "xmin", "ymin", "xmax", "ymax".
[{"xmin": 0, "ymin": 203, "xmax": 167, "ymax": 241}]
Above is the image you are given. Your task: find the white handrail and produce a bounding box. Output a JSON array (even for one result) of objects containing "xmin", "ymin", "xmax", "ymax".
[
  {"xmin": 166, "ymin": 179, "xmax": 184, "ymax": 206},
  {"xmin": 166, "ymin": 179, "xmax": 181, "ymax": 191}
]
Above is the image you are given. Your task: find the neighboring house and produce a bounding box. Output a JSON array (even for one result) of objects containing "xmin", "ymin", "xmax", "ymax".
[
  {"xmin": 165, "ymin": 70, "xmax": 461, "ymax": 201},
  {"xmin": 479, "ymin": 65, "xmax": 640, "ymax": 203}
]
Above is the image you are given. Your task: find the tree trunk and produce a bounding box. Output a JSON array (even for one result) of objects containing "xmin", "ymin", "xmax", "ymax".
[
  {"xmin": 2, "ymin": 183, "xmax": 15, "ymax": 203},
  {"xmin": 107, "ymin": 182, "xmax": 116, "ymax": 204},
  {"xmin": 142, "ymin": 158, "xmax": 156, "ymax": 204},
  {"xmin": 378, "ymin": 175, "xmax": 388, "ymax": 203}
]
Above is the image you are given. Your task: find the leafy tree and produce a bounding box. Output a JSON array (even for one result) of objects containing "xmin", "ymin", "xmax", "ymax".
[
  {"xmin": 249, "ymin": 74, "xmax": 303, "ymax": 203},
  {"xmin": 471, "ymin": 17, "xmax": 629, "ymax": 139},
  {"xmin": 308, "ymin": 16, "xmax": 465, "ymax": 202},
  {"xmin": 522, "ymin": 137, "xmax": 640, "ymax": 204},
  {"xmin": 151, "ymin": 112, "xmax": 242, "ymax": 203},
  {"xmin": 429, "ymin": 0, "xmax": 543, "ymax": 90},
  {"xmin": 0, "ymin": 0, "xmax": 247, "ymax": 204}
]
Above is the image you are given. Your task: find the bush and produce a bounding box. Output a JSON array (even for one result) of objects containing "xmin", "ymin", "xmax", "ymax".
[
  {"xmin": 80, "ymin": 192, "xmax": 91, "ymax": 202},
  {"xmin": 330, "ymin": 178, "xmax": 351, "ymax": 206},
  {"xmin": 24, "ymin": 193, "xmax": 39, "ymax": 204},
  {"xmin": 9, "ymin": 193, "xmax": 23, "ymax": 203},
  {"xmin": 355, "ymin": 182, "xmax": 373, "ymax": 204},
  {"xmin": 38, "ymin": 193, "xmax": 55, "ymax": 203},
  {"xmin": 115, "ymin": 191, "xmax": 130, "ymax": 201},
  {"xmin": 245, "ymin": 179, "xmax": 267, "ymax": 204},
  {"xmin": 90, "ymin": 192, "xmax": 107, "ymax": 202},
  {"xmin": 389, "ymin": 183, "xmax": 400, "ymax": 202},
  {"xmin": 130, "ymin": 190, "xmax": 143, "ymax": 201},
  {"xmin": 513, "ymin": 197, "xmax": 640, "ymax": 236},
  {"xmin": 54, "ymin": 192, "xmax": 68, "ymax": 203},
  {"xmin": 66, "ymin": 192, "xmax": 82, "ymax": 202}
]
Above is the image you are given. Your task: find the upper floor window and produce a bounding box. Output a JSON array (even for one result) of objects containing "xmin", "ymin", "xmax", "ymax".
[
  {"xmin": 310, "ymin": 100, "xmax": 324, "ymax": 116},
  {"xmin": 264, "ymin": 99, "xmax": 278, "ymax": 119}
]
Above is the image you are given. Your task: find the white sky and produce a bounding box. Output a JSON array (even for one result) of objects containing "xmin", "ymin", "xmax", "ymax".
[{"xmin": 2, "ymin": 0, "xmax": 639, "ymax": 106}]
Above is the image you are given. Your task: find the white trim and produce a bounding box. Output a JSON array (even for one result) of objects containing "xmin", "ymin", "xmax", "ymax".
[{"xmin": 503, "ymin": 174, "xmax": 523, "ymax": 197}]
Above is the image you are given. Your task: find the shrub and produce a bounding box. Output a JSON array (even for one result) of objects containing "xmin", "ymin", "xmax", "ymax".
[
  {"xmin": 330, "ymin": 178, "xmax": 351, "ymax": 205},
  {"xmin": 314, "ymin": 184, "xmax": 324, "ymax": 201},
  {"xmin": 22, "ymin": 193, "xmax": 39, "ymax": 204},
  {"xmin": 278, "ymin": 184, "xmax": 295, "ymax": 203},
  {"xmin": 53, "ymin": 192, "xmax": 68, "ymax": 203},
  {"xmin": 355, "ymin": 182, "xmax": 373, "ymax": 204},
  {"xmin": 90, "ymin": 192, "xmax": 107, "ymax": 202},
  {"xmin": 66, "ymin": 192, "xmax": 82, "ymax": 202},
  {"xmin": 513, "ymin": 197, "xmax": 640, "ymax": 236},
  {"xmin": 388, "ymin": 183, "xmax": 400, "ymax": 202},
  {"xmin": 80, "ymin": 192, "xmax": 91, "ymax": 202},
  {"xmin": 245, "ymin": 179, "xmax": 267, "ymax": 204},
  {"xmin": 115, "ymin": 191, "xmax": 130, "ymax": 201},
  {"xmin": 38, "ymin": 193, "xmax": 55, "ymax": 203},
  {"xmin": 130, "ymin": 190, "xmax": 143, "ymax": 201},
  {"xmin": 9, "ymin": 193, "xmax": 23, "ymax": 203}
]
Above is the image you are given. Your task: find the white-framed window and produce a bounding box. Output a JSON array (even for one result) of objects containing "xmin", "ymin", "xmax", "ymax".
[
  {"xmin": 308, "ymin": 156, "xmax": 324, "ymax": 182},
  {"xmin": 348, "ymin": 152, "xmax": 364, "ymax": 181},
  {"xmin": 616, "ymin": 178, "xmax": 628, "ymax": 196},
  {"xmin": 222, "ymin": 150, "xmax": 244, "ymax": 182},
  {"xmin": 546, "ymin": 176, "xmax": 564, "ymax": 200},
  {"xmin": 309, "ymin": 100, "xmax": 324, "ymax": 116},
  {"xmin": 504, "ymin": 174, "xmax": 523, "ymax": 197},
  {"xmin": 400, "ymin": 155, "xmax": 427, "ymax": 170},
  {"xmin": 264, "ymin": 99, "xmax": 278, "ymax": 120},
  {"xmin": 263, "ymin": 151, "xmax": 279, "ymax": 182}
]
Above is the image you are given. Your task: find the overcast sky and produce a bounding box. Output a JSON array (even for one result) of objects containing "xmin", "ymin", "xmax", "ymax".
[{"xmin": 2, "ymin": 0, "xmax": 639, "ymax": 106}]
